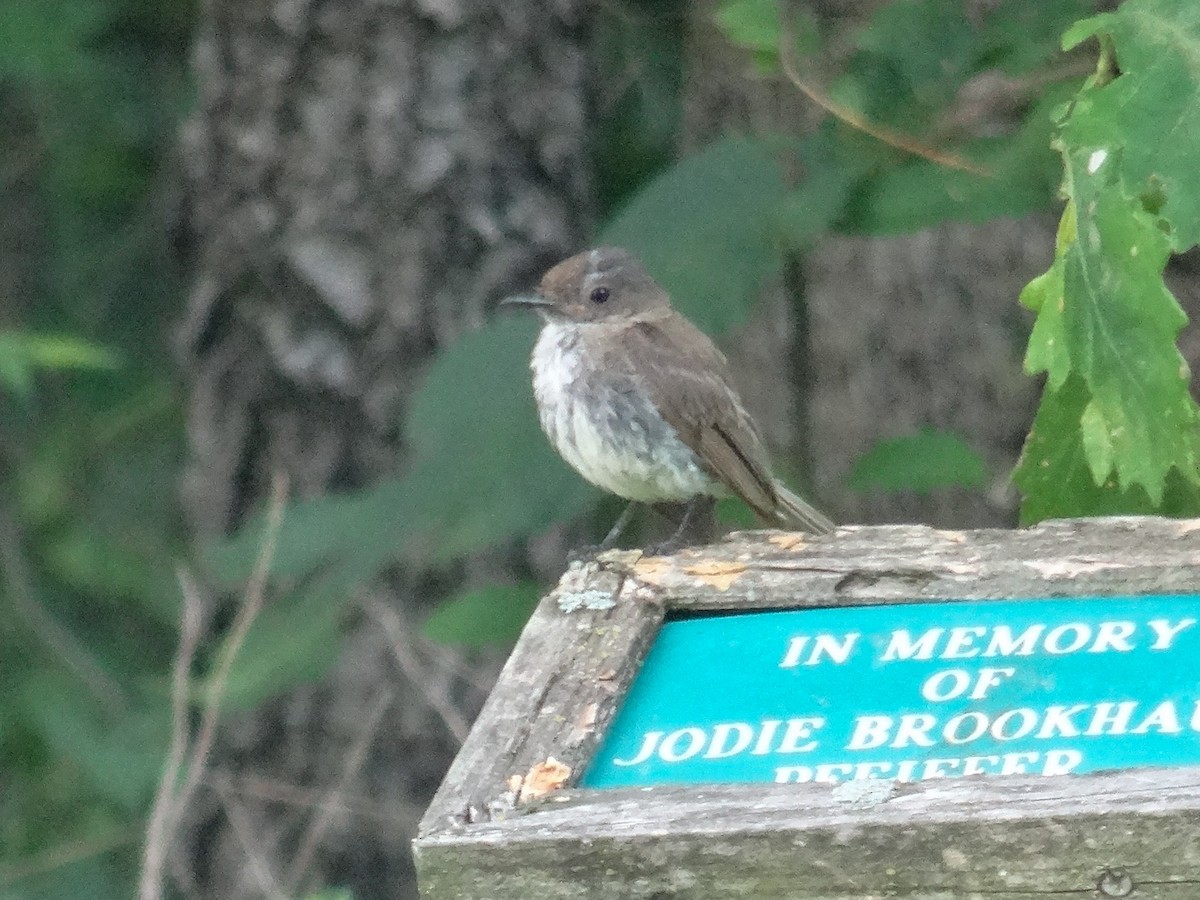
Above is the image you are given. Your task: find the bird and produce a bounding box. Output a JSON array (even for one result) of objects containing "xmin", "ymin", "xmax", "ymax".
[{"xmin": 502, "ymin": 246, "xmax": 834, "ymax": 549}]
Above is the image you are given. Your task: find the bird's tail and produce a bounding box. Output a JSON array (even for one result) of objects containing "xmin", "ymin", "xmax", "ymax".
[{"xmin": 771, "ymin": 481, "xmax": 835, "ymax": 535}]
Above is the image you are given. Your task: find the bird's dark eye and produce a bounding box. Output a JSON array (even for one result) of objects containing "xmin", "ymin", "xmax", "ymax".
[{"xmin": 589, "ymin": 286, "xmax": 610, "ymax": 304}]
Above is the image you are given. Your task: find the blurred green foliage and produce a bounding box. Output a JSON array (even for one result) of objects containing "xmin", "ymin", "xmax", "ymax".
[
  {"xmin": 421, "ymin": 583, "xmax": 542, "ymax": 648},
  {"xmin": 848, "ymin": 428, "xmax": 986, "ymax": 495},
  {"xmin": 0, "ymin": 0, "xmax": 195, "ymax": 896},
  {"xmin": 4, "ymin": 0, "xmax": 1199, "ymax": 897},
  {"xmin": 0, "ymin": 332, "xmax": 120, "ymax": 399}
]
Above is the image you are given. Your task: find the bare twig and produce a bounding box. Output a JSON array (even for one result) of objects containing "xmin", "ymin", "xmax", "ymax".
[
  {"xmin": 777, "ymin": 0, "xmax": 991, "ymax": 176},
  {"xmin": 212, "ymin": 772, "xmax": 290, "ymax": 900},
  {"xmin": 0, "ymin": 509, "xmax": 128, "ymax": 713},
  {"xmin": 203, "ymin": 771, "xmax": 424, "ymax": 830},
  {"xmin": 137, "ymin": 472, "xmax": 289, "ymax": 900},
  {"xmin": 138, "ymin": 567, "xmax": 205, "ymax": 900},
  {"xmin": 287, "ymin": 688, "xmax": 396, "ymax": 895},
  {"xmin": 169, "ymin": 472, "xmax": 288, "ymax": 828},
  {"xmin": 363, "ymin": 595, "xmax": 472, "ymax": 743},
  {"xmin": 0, "ymin": 828, "xmax": 138, "ymax": 889}
]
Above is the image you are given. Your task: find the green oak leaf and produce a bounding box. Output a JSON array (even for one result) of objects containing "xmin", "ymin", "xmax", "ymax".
[
  {"xmin": 1063, "ymin": 0, "xmax": 1200, "ymax": 251},
  {"xmin": 1020, "ymin": 139, "xmax": 1199, "ymax": 509},
  {"xmin": 1014, "ymin": 374, "xmax": 1160, "ymax": 524}
]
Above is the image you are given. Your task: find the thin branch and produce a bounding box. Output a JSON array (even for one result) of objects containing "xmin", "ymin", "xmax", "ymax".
[
  {"xmin": 136, "ymin": 472, "xmax": 289, "ymax": 900},
  {"xmin": 203, "ymin": 771, "xmax": 423, "ymax": 830},
  {"xmin": 0, "ymin": 828, "xmax": 137, "ymax": 889},
  {"xmin": 777, "ymin": 0, "xmax": 991, "ymax": 177},
  {"xmin": 286, "ymin": 688, "xmax": 396, "ymax": 896},
  {"xmin": 168, "ymin": 471, "xmax": 289, "ymax": 831},
  {"xmin": 363, "ymin": 595, "xmax": 472, "ymax": 743},
  {"xmin": 138, "ymin": 567, "xmax": 205, "ymax": 900},
  {"xmin": 212, "ymin": 772, "xmax": 290, "ymax": 900},
  {"xmin": 0, "ymin": 509, "xmax": 128, "ymax": 713}
]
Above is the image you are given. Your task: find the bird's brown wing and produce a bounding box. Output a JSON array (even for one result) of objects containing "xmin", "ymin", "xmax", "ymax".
[{"xmin": 604, "ymin": 315, "xmax": 779, "ymax": 518}]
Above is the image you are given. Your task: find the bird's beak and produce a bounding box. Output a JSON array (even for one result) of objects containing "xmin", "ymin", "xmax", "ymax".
[{"xmin": 499, "ymin": 293, "xmax": 554, "ymax": 311}]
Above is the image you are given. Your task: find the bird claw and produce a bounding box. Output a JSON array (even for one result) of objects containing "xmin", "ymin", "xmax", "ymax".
[
  {"xmin": 643, "ymin": 536, "xmax": 695, "ymax": 557},
  {"xmin": 566, "ymin": 543, "xmax": 608, "ymax": 565}
]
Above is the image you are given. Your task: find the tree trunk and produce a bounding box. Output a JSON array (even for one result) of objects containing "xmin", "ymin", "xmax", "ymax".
[
  {"xmin": 806, "ymin": 221, "xmax": 1052, "ymax": 527},
  {"xmin": 176, "ymin": 2, "xmax": 591, "ymax": 897}
]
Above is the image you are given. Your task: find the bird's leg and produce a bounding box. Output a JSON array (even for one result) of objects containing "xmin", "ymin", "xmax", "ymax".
[
  {"xmin": 599, "ymin": 500, "xmax": 640, "ymax": 550},
  {"xmin": 648, "ymin": 495, "xmax": 716, "ymax": 555},
  {"xmin": 568, "ymin": 501, "xmax": 641, "ymax": 564}
]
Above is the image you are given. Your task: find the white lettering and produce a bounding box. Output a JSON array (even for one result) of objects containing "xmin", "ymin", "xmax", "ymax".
[
  {"xmin": 852, "ymin": 761, "xmax": 894, "ymax": 780},
  {"xmin": 882, "ymin": 629, "xmax": 943, "ymax": 661},
  {"xmin": 811, "ymin": 633, "xmax": 859, "ymax": 664},
  {"xmin": 612, "ymin": 730, "xmax": 662, "ymax": 767},
  {"xmin": 970, "ymin": 666, "xmax": 1016, "ymax": 699},
  {"xmin": 943, "ymin": 626, "xmax": 987, "ymax": 659},
  {"xmin": 813, "ymin": 763, "xmax": 853, "ymax": 783},
  {"xmin": 1086, "ymin": 701, "xmax": 1138, "ymax": 735},
  {"xmin": 1131, "ymin": 701, "xmax": 1182, "ymax": 735},
  {"xmin": 774, "ymin": 766, "xmax": 811, "ymax": 783},
  {"xmin": 982, "ymin": 624, "xmax": 1044, "ymax": 657},
  {"xmin": 1044, "ymin": 623, "xmax": 1090, "ymax": 654},
  {"xmin": 1148, "ymin": 618, "xmax": 1197, "ymax": 650},
  {"xmin": 1089, "ymin": 620, "xmax": 1135, "ymax": 652},
  {"xmin": 779, "ymin": 633, "xmax": 860, "ymax": 667},
  {"xmin": 962, "ymin": 755, "xmax": 1000, "ymax": 776},
  {"xmin": 921, "ymin": 669, "xmax": 971, "ymax": 701},
  {"xmin": 777, "ymin": 717, "xmax": 826, "ymax": 753},
  {"xmin": 1036, "ymin": 704, "xmax": 1089, "ymax": 738},
  {"xmin": 846, "ymin": 715, "xmax": 892, "ymax": 750},
  {"xmin": 892, "ymin": 714, "xmax": 937, "ymax": 748},
  {"xmin": 1041, "ymin": 749, "xmax": 1083, "ymax": 775},
  {"xmin": 703, "ymin": 723, "xmax": 754, "ymax": 759},
  {"xmin": 991, "ymin": 708, "xmax": 1038, "ymax": 740},
  {"xmin": 778, "ymin": 636, "xmax": 808, "ymax": 669},
  {"xmin": 943, "ymin": 712, "xmax": 989, "ymax": 745},
  {"xmin": 1000, "ymin": 751, "xmax": 1039, "ymax": 775},
  {"xmin": 751, "ymin": 719, "xmax": 782, "ymax": 755},
  {"xmin": 921, "ymin": 758, "xmax": 961, "ymax": 779},
  {"xmin": 659, "ymin": 728, "xmax": 706, "ymax": 762},
  {"xmin": 775, "ymin": 752, "xmax": 1084, "ymax": 785}
]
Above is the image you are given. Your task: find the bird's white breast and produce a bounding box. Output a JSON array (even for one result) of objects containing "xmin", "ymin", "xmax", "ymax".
[{"xmin": 531, "ymin": 322, "xmax": 715, "ymax": 503}]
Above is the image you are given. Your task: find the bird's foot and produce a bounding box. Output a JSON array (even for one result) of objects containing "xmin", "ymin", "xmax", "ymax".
[
  {"xmin": 566, "ymin": 543, "xmax": 609, "ymax": 565},
  {"xmin": 642, "ymin": 495, "xmax": 715, "ymax": 556},
  {"xmin": 566, "ymin": 501, "xmax": 642, "ymax": 564},
  {"xmin": 642, "ymin": 537, "xmax": 694, "ymax": 557}
]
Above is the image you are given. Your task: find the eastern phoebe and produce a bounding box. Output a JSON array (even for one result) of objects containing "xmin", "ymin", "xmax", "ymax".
[{"xmin": 504, "ymin": 247, "xmax": 834, "ymax": 547}]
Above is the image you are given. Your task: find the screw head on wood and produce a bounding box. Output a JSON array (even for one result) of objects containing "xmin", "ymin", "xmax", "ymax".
[{"xmin": 1097, "ymin": 867, "xmax": 1134, "ymax": 897}]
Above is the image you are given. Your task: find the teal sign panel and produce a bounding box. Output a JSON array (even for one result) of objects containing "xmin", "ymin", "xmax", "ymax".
[{"xmin": 582, "ymin": 595, "xmax": 1200, "ymax": 788}]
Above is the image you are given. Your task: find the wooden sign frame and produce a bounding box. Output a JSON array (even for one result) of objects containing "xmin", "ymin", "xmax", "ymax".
[{"xmin": 414, "ymin": 517, "xmax": 1200, "ymax": 899}]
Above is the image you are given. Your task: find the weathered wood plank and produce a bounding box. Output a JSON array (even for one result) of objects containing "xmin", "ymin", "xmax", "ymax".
[
  {"xmin": 418, "ymin": 768, "xmax": 1200, "ymax": 898},
  {"xmin": 415, "ymin": 517, "xmax": 1200, "ymax": 899},
  {"xmin": 420, "ymin": 558, "xmax": 664, "ymax": 829},
  {"xmin": 616, "ymin": 517, "xmax": 1200, "ymax": 610}
]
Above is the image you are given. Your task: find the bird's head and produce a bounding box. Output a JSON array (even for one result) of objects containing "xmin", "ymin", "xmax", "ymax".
[{"xmin": 502, "ymin": 247, "xmax": 670, "ymax": 324}]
